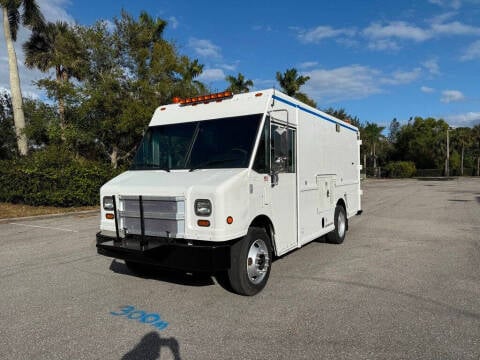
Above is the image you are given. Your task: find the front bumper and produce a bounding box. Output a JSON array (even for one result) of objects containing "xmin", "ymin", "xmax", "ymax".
[{"xmin": 96, "ymin": 233, "xmax": 231, "ymax": 272}]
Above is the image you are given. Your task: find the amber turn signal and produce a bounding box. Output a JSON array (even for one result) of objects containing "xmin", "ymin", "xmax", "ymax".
[
  {"xmin": 226, "ymin": 216, "xmax": 233, "ymax": 224},
  {"xmin": 105, "ymin": 213, "xmax": 114, "ymax": 220},
  {"xmin": 197, "ymin": 220, "xmax": 210, "ymax": 227}
]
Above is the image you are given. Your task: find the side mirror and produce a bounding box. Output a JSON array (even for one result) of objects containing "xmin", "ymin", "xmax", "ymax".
[{"xmin": 270, "ymin": 172, "xmax": 279, "ymax": 187}]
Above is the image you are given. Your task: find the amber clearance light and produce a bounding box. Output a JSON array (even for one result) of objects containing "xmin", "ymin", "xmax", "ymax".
[{"xmin": 173, "ymin": 91, "xmax": 233, "ymax": 106}]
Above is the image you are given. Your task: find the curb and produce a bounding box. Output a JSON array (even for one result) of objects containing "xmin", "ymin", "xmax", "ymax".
[{"xmin": 0, "ymin": 209, "xmax": 99, "ymax": 224}]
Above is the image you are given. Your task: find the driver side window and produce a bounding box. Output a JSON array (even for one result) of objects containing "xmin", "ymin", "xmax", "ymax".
[
  {"xmin": 271, "ymin": 124, "xmax": 295, "ymax": 173},
  {"xmin": 252, "ymin": 117, "xmax": 270, "ymax": 173}
]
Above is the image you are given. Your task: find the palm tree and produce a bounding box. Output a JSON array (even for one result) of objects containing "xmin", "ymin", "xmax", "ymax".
[
  {"xmin": 471, "ymin": 125, "xmax": 480, "ymax": 176},
  {"xmin": 177, "ymin": 57, "xmax": 206, "ymax": 96},
  {"xmin": 453, "ymin": 127, "xmax": 473, "ymax": 176},
  {"xmin": 276, "ymin": 68, "xmax": 309, "ymax": 96},
  {"xmin": 1, "ymin": 0, "xmax": 44, "ymax": 155},
  {"xmin": 225, "ymin": 73, "xmax": 253, "ymax": 93},
  {"xmin": 363, "ymin": 122, "xmax": 385, "ymax": 176},
  {"xmin": 276, "ymin": 68, "xmax": 317, "ymax": 108},
  {"xmin": 23, "ymin": 21, "xmax": 86, "ymax": 136}
]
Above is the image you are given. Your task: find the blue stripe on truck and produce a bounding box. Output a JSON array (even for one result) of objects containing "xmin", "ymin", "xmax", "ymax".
[{"xmin": 272, "ymin": 94, "xmax": 358, "ymax": 132}]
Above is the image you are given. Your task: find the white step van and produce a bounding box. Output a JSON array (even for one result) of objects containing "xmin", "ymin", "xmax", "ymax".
[{"xmin": 96, "ymin": 89, "xmax": 362, "ymax": 295}]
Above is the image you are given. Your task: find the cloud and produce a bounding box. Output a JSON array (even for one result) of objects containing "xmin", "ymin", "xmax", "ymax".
[
  {"xmin": 168, "ymin": 16, "xmax": 179, "ymax": 30},
  {"xmin": 188, "ymin": 38, "xmax": 222, "ymax": 58},
  {"xmin": 428, "ymin": 11, "xmax": 458, "ymax": 25},
  {"xmin": 303, "ymin": 65, "xmax": 382, "ymax": 103},
  {"xmin": 429, "ymin": 0, "xmax": 462, "ymax": 9},
  {"xmin": 297, "ymin": 26, "xmax": 355, "ymax": 43},
  {"xmin": 252, "ymin": 25, "xmax": 272, "ymax": 32},
  {"xmin": 381, "ymin": 68, "xmax": 422, "ymax": 85},
  {"xmin": 298, "ymin": 61, "xmax": 319, "ymax": 69},
  {"xmin": 444, "ymin": 112, "xmax": 480, "ymax": 127},
  {"xmin": 361, "ymin": 18, "xmax": 480, "ymax": 51},
  {"xmin": 219, "ymin": 62, "xmax": 239, "ymax": 72},
  {"xmin": 0, "ymin": 0, "xmax": 74, "ymax": 99},
  {"xmin": 363, "ymin": 21, "xmax": 431, "ymax": 42},
  {"xmin": 431, "ymin": 21, "xmax": 480, "ymax": 36},
  {"xmin": 0, "ymin": 27, "xmax": 44, "ymax": 99},
  {"xmin": 460, "ymin": 40, "xmax": 480, "ymax": 60},
  {"xmin": 367, "ymin": 39, "xmax": 400, "ymax": 51},
  {"xmin": 197, "ymin": 68, "xmax": 225, "ymax": 82},
  {"xmin": 37, "ymin": 0, "xmax": 75, "ymax": 23},
  {"xmin": 421, "ymin": 86, "xmax": 436, "ymax": 93},
  {"xmin": 441, "ymin": 89, "xmax": 465, "ymax": 103},
  {"xmin": 422, "ymin": 58, "xmax": 440, "ymax": 75},
  {"xmin": 303, "ymin": 64, "xmax": 424, "ymax": 103}
]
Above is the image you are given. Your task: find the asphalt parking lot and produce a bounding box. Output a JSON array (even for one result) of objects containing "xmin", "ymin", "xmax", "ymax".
[{"xmin": 0, "ymin": 178, "xmax": 479, "ymax": 360}]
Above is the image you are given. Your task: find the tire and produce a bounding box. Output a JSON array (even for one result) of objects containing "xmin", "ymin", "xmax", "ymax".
[
  {"xmin": 227, "ymin": 227, "xmax": 272, "ymax": 296},
  {"xmin": 326, "ymin": 205, "xmax": 347, "ymax": 244}
]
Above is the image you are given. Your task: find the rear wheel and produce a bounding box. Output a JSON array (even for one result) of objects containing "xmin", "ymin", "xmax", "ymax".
[
  {"xmin": 228, "ymin": 227, "xmax": 272, "ymax": 296},
  {"xmin": 326, "ymin": 205, "xmax": 347, "ymax": 244}
]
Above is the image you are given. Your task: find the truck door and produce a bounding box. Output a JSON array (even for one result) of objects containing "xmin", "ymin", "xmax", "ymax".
[{"xmin": 270, "ymin": 122, "xmax": 297, "ymax": 254}]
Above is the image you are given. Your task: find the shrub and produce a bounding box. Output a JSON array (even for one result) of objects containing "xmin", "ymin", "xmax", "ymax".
[
  {"xmin": 0, "ymin": 146, "xmax": 121, "ymax": 207},
  {"xmin": 384, "ymin": 161, "xmax": 416, "ymax": 178}
]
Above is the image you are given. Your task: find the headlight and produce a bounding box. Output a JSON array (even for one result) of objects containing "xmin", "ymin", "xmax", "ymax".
[
  {"xmin": 195, "ymin": 199, "xmax": 211, "ymax": 216},
  {"xmin": 103, "ymin": 196, "xmax": 114, "ymax": 211}
]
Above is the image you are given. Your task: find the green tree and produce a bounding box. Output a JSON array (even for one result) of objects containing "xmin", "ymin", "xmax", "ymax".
[
  {"xmin": 225, "ymin": 73, "xmax": 253, "ymax": 93},
  {"xmin": 23, "ymin": 21, "xmax": 87, "ymax": 137},
  {"xmin": 388, "ymin": 118, "xmax": 400, "ymax": 144},
  {"xmin": 0, "ymin": 91, "xmax": 16, "ymax": 158},
  {"xmin": 175, "ymin": 57, "xmax": 207, "ymax": 97},
  {"xmin": 276, "ymin": 68, "xmax": 317, "ymax": 108},
  {"xmin": 452, "ymin": 127, "xmax": 473, "ymax": 176},
  {"xmin": 1, "ymin": 0, "xmax": 44, "ymax": 155},
  {"xmin": 323, "ymin": 107, "xmax": 362, "ymax": 128},
  {"xmin": 23, "ymin": 97, "xmax": 56, "ymax": 148},
  {"xmin": 79, "ymin": 11, "xmax": 191, "ymax": 168},
  {"xmin": 363, "ymin": 122, "xmax": 385, "ymax": 175},
  {"xmin": 472, "ymin": 125, "xmax": 480, "ymax": 176},
  {"xmin": 394, "ymin": 117, "xmax": 449, "ymax": 170}
]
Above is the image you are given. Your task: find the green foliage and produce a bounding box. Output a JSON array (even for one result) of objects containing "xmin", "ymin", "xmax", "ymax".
[
  {"xmin": 23, "ymin": 97, "xmax": 57, "ymax": 143},
  {"xmin": 394, "ymin": 117, "xmax": 449, "ymax": 169},
  {"xmin": 388, "ymin": 118, "xmax": 400, "ymax": 143},
  {"xmin": 293, "ymin": 92, "xmax": 317, "ymax": 108},
  {"xmin": 323, "ymin": 107, "xmax": 362, "ymax": 128},
  {"xmin": 76, "ymin": 11, "xmax": 207, "ymax": 168},
  {"xmin": 1, "ymin": 0, "xmax": 45, "ymax": 41},
  {"xmin": 226, "ymin": 73, "xmax": 253, "ymax": 93},
  {"xmin": 0, "ymin": 92, "xmax": 17, "ymax": 159},
  {"xmin": 23, "ymin": 21, "xmax": 87, "ymax": 79},
  {"xmin": 384, "ymin": 161, "xmax": 416, "ymax": 178},
  {"xmin": 276, "ymin": 68, "xmax": 317, "ymax": 108},
  {"xmin": 0, "ymin": 146, "xmax": 120, "ymax": 206}
]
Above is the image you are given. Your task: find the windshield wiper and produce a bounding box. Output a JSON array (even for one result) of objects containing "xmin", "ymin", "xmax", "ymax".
[
  {"xmin": 134, "ymin": 164, "xmax": 170, "ymax": 172},
  {"xmin": 189, "ymin": 158, "xmax": 240, "ymax": 172}
]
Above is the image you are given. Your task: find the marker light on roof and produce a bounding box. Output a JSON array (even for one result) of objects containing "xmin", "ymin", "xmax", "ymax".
[{"xmin": 173, "ymin": 91, "xmax": 233, "ymax": 106}]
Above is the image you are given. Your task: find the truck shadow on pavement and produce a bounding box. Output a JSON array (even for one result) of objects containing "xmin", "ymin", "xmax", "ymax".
[
  {"xmin": 122, "ymin": 332, "xmax": 181, "ymax": 360},
  {"xmin": 109, "ymin": 259, "xmax": 216, "ymax": 287}
]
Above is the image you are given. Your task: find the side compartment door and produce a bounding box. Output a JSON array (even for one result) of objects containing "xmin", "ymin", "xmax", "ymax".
[{"xmin": 270, "ymin": 122, "xmax": 297, "ymax": 254}]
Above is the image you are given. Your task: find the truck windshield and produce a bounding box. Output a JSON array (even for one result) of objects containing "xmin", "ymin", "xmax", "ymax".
[{"xmin": 131, "ymin": 114, "xmax": 262, "ymax": 171}]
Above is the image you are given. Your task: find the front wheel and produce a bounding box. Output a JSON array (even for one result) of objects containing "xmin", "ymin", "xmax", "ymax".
[
  {"xmin": 326, "ymin": 205, "xmax": 347, "ymax": 244},
  {"xmin": 228, "ymin": 227, "xmax": 272, "ymax": 296}
]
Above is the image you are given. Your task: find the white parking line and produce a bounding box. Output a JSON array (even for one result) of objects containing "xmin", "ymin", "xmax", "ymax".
[{"xmin": 9, "ymin": 223, "xmax": 79, "ymax": 233}]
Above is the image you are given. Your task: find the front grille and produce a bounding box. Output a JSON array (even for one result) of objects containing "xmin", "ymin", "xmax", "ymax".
[{"xmin": 118, "ymin": 196, "xmax": 185, "ymax": 238}]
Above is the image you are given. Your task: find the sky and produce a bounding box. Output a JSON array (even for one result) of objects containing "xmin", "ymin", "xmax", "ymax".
[{"xmin": 1, "ymin": 0, "xmax": 480, "ymax": 128}]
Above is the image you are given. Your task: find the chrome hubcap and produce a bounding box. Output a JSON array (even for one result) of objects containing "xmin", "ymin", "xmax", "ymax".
[
  {"xmin": 338, "ymin": 211, "xmax": 346, "ymax": 238},
  {"xmin": 246, "ymin": 239, "xmax": 270, "ymax": 284}
]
